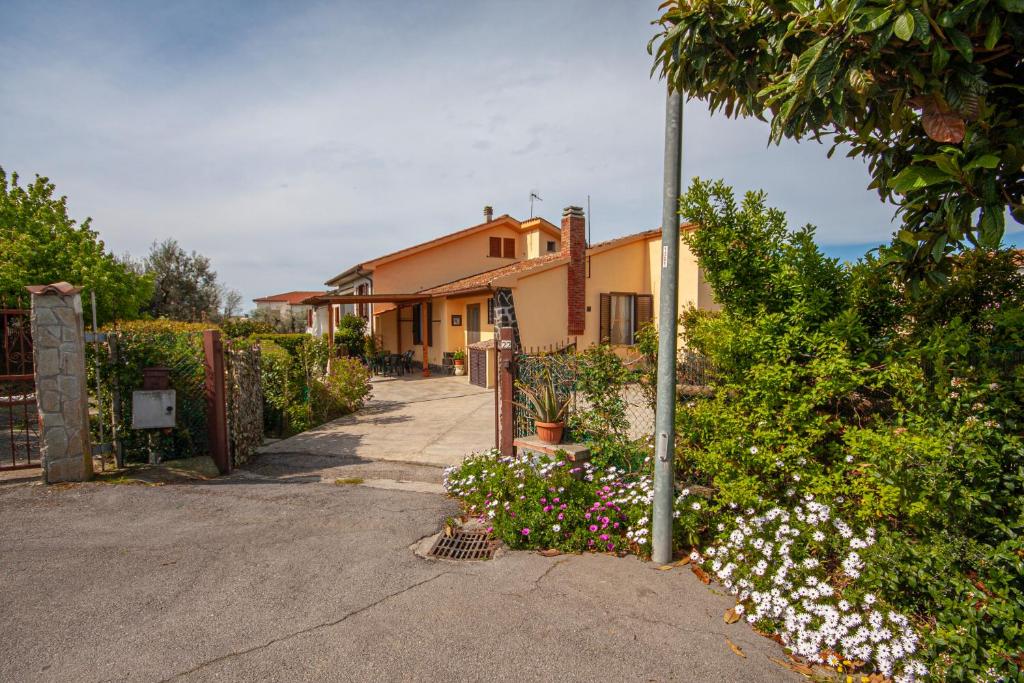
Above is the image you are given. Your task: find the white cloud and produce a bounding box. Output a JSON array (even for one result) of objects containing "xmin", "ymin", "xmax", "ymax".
[{"xmin": 0, "ymin": 0, "xmax": 899, "ymax": 305}]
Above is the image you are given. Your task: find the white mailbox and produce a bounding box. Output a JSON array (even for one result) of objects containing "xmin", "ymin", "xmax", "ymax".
[{"xmin": 131, "ymin": 390, "xmax": 177, "ymax": 429}]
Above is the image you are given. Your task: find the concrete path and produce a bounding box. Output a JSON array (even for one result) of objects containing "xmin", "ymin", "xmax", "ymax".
[
  {"xmin": 258, "ymin": 374, "xmax": 495, "ymax": 468},
  {"xmin": 0, "ymin": 475, "xmax": 798, "ymax": 682}
]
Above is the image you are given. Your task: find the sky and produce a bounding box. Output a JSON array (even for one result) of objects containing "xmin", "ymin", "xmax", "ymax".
[{"xmin": 2, "ymin": 1, "xmax": 1020, "ymax": 307}]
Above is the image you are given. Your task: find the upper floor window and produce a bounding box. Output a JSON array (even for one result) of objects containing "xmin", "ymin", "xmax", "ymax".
[
  {"xmin": 547, "ymin": 240, "xmax": 557, "ymax": 253},
  {"xmin": 489, "ymin": 236, "xmax": 516, "ymax": 258}
]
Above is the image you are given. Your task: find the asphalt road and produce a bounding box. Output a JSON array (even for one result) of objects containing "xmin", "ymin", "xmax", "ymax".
[{"xmin": 0, "ymin": 470, "xmax": 797, "ymax": 682}]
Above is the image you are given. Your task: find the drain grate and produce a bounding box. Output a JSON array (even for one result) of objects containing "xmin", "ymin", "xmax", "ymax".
[{"xmin": 428, "ymin": 530, "xmax": 498, "ymax": 561}]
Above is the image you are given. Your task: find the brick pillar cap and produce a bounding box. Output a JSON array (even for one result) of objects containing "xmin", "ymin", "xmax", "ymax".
[
  {"xmin": 25, "ymin": 282, "xmax": 82, "ymax": 296},
  {"xmin": 562, "ymin": 206, "xmax": 584, "ymax": 218}
]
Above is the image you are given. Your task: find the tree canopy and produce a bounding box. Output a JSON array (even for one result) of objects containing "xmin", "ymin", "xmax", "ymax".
[
  {"xmin": 651, "ymin": 0, "xmax": 1024, "ymax": 285},
  {"xmin": 0, "ymin": 168, "xmax": 153, "ymax": 322},
  {"xmin": 143, "ymin": 238, "xmax": 223, "ymax": 321}
]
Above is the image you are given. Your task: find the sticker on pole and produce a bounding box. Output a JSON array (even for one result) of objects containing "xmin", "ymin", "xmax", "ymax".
[{"xmin": 662, "ymin": 245, "xmax": 669, "ymax": 268}]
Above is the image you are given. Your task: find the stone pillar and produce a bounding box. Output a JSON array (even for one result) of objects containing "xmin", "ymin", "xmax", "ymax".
[{"xmin": 27, "ymin": 282, "xmax": 93, "ymax": 483}]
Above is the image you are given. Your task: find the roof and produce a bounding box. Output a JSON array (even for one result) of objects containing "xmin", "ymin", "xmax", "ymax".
[
  {"xmin": 323, "ymin": 214, "xmax": 562, "ymax": 285},
  {"xmin": 418, "ymin": 252, "xmax": 567, "ymax": 297},
  {"xmin": 252, "ymin": 291, "xmax": 326, "ymax": 305}
]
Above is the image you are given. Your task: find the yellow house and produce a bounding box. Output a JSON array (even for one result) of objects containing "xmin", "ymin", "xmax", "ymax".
[{"xmin": 307, "ymin": 205, "xmax": 717, "ymax": 386}]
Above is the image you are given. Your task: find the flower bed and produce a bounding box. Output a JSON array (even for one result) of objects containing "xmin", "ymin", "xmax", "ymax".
[{"xmin": 445, "ymin": 449, "xmax": 707, "ymax": 556}]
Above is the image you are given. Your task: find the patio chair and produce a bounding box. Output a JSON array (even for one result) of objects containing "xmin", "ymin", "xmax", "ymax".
[{"xmin": 402, "ymin": 350, "xmax": 414, "ymax": 373}]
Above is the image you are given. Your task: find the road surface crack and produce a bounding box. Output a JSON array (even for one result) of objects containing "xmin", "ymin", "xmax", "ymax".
[{"xmin": 159, "ymin": 571, "xmax": 451, "ymax": 681}]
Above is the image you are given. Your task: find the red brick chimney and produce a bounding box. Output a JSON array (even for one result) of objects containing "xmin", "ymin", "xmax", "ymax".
[{"xmin": 562, "ymin": 205, "xmax": 586, "ymax": 336}]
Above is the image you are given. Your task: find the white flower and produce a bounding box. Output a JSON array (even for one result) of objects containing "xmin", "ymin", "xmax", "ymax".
[
  {"xmin": 750, "ymin": 446, "xmax": 759, "ymax": 454},
  {"xmin": 552, "ymin": 524, "xmax": 561, "ymax": 532},
  {"xmin": 691, "ymin": 502, "xmax": 701, "ymax": 511}
]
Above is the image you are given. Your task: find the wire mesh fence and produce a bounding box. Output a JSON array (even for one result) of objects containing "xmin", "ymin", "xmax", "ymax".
[{"xmin": 89, "ymin": 329, "xmax": 210, "ymax": 463}]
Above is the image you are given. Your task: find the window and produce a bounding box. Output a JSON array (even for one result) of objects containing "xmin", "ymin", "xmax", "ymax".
[
  {"xmin": 486, "ymin": 297, "xmax": 495, "ymax": 325},
  {"xmin": 599, "ymin": 293, "xmax": 654, "ymax": 345},
  {"xmin": 547, "ymin": 240, "xmax": 557, "ymax": 253},
  {"xmin": 503, "ymin": 237, "xmax": 516, "ymax": 258},
  {"xmin": 411, "ymin": 303, "xmax": 433, "ymax": 346},
  {"xmin": 307, "ymin": 309, "xmax": 313, "ymax": 327},
  {"xmin": 488, "ymin": 236, "xmax": 502, "ymax": 257}
]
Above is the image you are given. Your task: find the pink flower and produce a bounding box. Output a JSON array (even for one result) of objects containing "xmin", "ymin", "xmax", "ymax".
[
  {"xmin": 600, "ymin": 534, "xmax": 609, "ymax": 541},
  {"xmin": 584, "ymin": 513, "xmax": 592, "ymax": 520},
  {"xmin": 613, "ymin": 522, "xmax": 619, "ymax": 529},
  {"xmin": 601, "ymin": 517, "xmax": 610, "ymax": 525},
  {"xmin": 602, "ymin": 486, "xmax": 611, "ymax": 493},
  {"xmin": 560, "ymin": 504, "xmax": 567, "ymax": 510},
  {"xmin": 553, "ymin": 498, "xmax": 560, "ymax": 503},
  {"xmin": 521, "ymin": 528, "xmax": 530, "ymax": 536},
  {"xmin": 606, "ymin": 543, "xmax": 614, "ymax": 551},
  {"xmin": 540, "ymin": 498, "xmax": 547, "ymax": 504},
  {"xmin": 543, "ymin": 505, "xmax": 553, "ymax": 513},
  {"xmin": 589, "ymin": 525, "xmax": 598, "ymax": 532},
  {"xmin": 486, "ymin": 527, "xmax": 493, "ymax": 533},
  {"xmin": 557, "ymin": 513, "xmax": 564, "ymax": 520}
]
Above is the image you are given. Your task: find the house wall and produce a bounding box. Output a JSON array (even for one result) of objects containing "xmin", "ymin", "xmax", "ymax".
[
  {"xmin": 513, "ymin": 234, "xmax": 717, "ymax": 353},
  {"xmin": 370, "ymin": 222, "xmax": 526, "ymax": 314},
  {"xmin": 374, "ymin": 301, "xmax": 449, "ymax": 367},
  {"xmin": 444, "ymin": 295, "xmax": 496, "ymax": 354}
]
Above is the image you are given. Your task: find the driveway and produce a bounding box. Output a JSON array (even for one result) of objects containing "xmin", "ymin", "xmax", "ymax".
[
  {"xmin": 258, "ymin": 374, "xmax": 495, "ymax": 468},
  {"xmin": 0, "ymin": 473, "xmax": 798, "ymax": 682}
]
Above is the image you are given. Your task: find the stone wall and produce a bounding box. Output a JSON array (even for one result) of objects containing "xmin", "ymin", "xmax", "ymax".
[
  {"xmin": 226, "ymin": 341, "xmax": 263, "ymax": 466},
  {"xmin": 28, "ymin": 282, "xmax": 93, "ymax": 483}
]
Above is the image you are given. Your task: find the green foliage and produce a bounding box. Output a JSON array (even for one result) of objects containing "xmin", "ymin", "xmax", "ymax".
[
  {"xmin": 143, "ymin": 238, "xmax": 221, "ymax": 321},
  {"xmin": 675, "ymin": 179, "xmax": 1024, "ymax": 680},
  {"xmin": 651, "ymin": 1, "xmax": 1024, "ymax": 285},
  {"xmin": 514, "ymin": 368, "xmax": 571, "ymax": 424},
  {"xmin": 0, "ymin": 168, "xmax": 153, "ymax": 322},
  {"xmin": 256, "ymin": 334, "xmax": 370, "ymax": 435},
  {"xmin": 220, "ymin": 318, "xmax": 274, "ymax": 339},
  {"xmin": 334, "ymin": 314, "xmax": 367, "ymax": 358}
]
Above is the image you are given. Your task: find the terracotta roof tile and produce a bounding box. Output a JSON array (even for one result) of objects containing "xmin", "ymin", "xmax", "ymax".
[
  {"xmin": 253, "ymin": 291, "xmax": 326, "ymax": 305},
  {"xmin": 419, "ymin": 253, "xmax": 566, "ymax": 296}
]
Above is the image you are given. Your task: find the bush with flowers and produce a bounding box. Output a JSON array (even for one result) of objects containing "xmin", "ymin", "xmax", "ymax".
[
  {"xmin": 672, "ymin": 179, "xmax": 1024, "ymax": 682},
  {"xmin": 444, "ymin": 449, "xmax": 712, "ymax": 556}
]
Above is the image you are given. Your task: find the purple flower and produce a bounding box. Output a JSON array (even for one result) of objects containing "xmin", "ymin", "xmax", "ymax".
[
  {"xmin": 585, "ymin": 513, "xmax": 592, "ymax": 520},
  {"xmin": 601, "ymin": 517, "xmax": 610, "ymax": 525},
  {"xmin": 543, "ymin": 505, "xmax": 553, "ymax": 513},
  {"xmin": 553, "ymin": 498, "xmax": 560, "ymax": 503},
  {"xmin": 600, "ymin": 534, "xmax": 609, "ymax": 541},
  {"xmin": 602, "ymin": 486, "xmax": 611, "ymax": 493},
  {"xmin": 606, "ymin": 543, "xmax": 614, "ymax": 551},
  {"xmin": 540, "ymin": 498, "xmax": 547, "ymax": 504},
  {"xmin": 589, "ymin": 525, "xmax": 598, "ymax": 532},
  {"xmin": 560, "ymin": 504, "xmax": 567, "ymax": 510},
  {"xmin": 557, "ymin": 513, "xmax": 564, "ymax": 520},
  {"xmin": 521, "ymin": 528, "xmax": 530, "ymax": 536}
]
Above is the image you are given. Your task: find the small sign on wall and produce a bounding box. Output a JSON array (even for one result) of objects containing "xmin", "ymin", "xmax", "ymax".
[{"xmin": 451, "ymin": 314, "xmax": 462, "ymax": 326}]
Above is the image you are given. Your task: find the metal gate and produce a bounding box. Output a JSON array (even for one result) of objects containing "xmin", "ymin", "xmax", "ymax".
[{"xmin": 1, "ymin": 307, "xmax": 39, "ymax": 470}]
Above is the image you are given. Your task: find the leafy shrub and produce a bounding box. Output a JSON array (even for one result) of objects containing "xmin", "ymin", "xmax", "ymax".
[
  {"xmin": 443, "ymin": 449, "xmax": 707, "ymax": 556},
  {"xmin": 334, "ymin": 314, "xmax": 367, "ymax": 358},
  {"xmin": 220, "ymin": 318, "xmax": 273, "ymax": 338},
  {"xmin": 674, "ymin": 178, "xmax": 1024, "ymax": 681}
]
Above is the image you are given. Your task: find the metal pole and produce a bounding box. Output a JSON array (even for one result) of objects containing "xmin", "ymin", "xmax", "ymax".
[
  {"xmin": 652, "ymin": 66, "xmax": 684, "ymax": 565},
  {"xmin": 91, "ymin": 291, "xmax": 105, "ymax": 471}
]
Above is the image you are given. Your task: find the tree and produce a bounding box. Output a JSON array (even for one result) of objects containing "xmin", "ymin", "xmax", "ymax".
[
  {"xmin": 0, "ymin": 168, "xmax": 153, "ymax": 322},
  {"xmin": 651, "ymin": 0, "xmax": 1024, "ymax": 285},
  {"xmin": 218, "ymin": 286, "xmax": 244, "ymax": 320},
  {"xmin": 144, "ymin": 238, "xmax": 221, "ymax": 321}
]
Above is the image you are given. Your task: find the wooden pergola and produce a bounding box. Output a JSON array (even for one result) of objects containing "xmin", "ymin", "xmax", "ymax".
[{"xmin": 304, "ymin": 293, "xmax": 433, "ymax": 377}]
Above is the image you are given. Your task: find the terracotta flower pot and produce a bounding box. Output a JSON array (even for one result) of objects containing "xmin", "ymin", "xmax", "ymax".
[
  {"xmin": 453, "ymin": 359, "xmax": 465, "ymax": 376},
  {"xmin": 536, "ymin": 421, "xmax": 565, "ymax": 445}
]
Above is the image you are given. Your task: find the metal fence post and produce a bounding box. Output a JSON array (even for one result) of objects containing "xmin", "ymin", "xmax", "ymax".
[
  {"xmin": 107, "ymin": 333, "xmax": 124, "ymax": 468},
  {"xmin": 203, "ymin": 330, "xmax": 230, "ymax": 474}
]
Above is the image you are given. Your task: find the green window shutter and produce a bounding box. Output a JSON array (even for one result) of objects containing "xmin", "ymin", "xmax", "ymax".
[{"xmin": 599, "ymin": 293, "xmax": 611, "ymax": 344}]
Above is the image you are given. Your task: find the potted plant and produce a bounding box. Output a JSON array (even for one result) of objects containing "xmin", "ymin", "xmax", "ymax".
[
  {"xmin": 452, "ymin": 349, "xmax": 466, "ymax": 376},
  {"xmin": 516, "ymin": 370, "xmax": 570, "ymax": 444}
]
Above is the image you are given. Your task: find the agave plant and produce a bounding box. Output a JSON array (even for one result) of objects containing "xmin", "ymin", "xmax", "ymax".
[{"xmin": 515, "ymin": 369, "xmax": 570, "ymax": 424}]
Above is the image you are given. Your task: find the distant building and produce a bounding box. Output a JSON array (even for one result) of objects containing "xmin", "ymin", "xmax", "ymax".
[{"xmin": 252, "ymin": 291, "xmax": 325, "ymax": 332}]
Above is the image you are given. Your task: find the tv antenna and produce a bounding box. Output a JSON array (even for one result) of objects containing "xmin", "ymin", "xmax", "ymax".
[{"xmin": 529, "ymin": 191, "xmax": 543, "ymax": 218}]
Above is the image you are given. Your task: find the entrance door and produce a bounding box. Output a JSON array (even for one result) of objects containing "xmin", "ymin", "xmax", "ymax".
[{"xmin": 466, "ymin": 304, "xmax": 481, "ymax": 345}]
